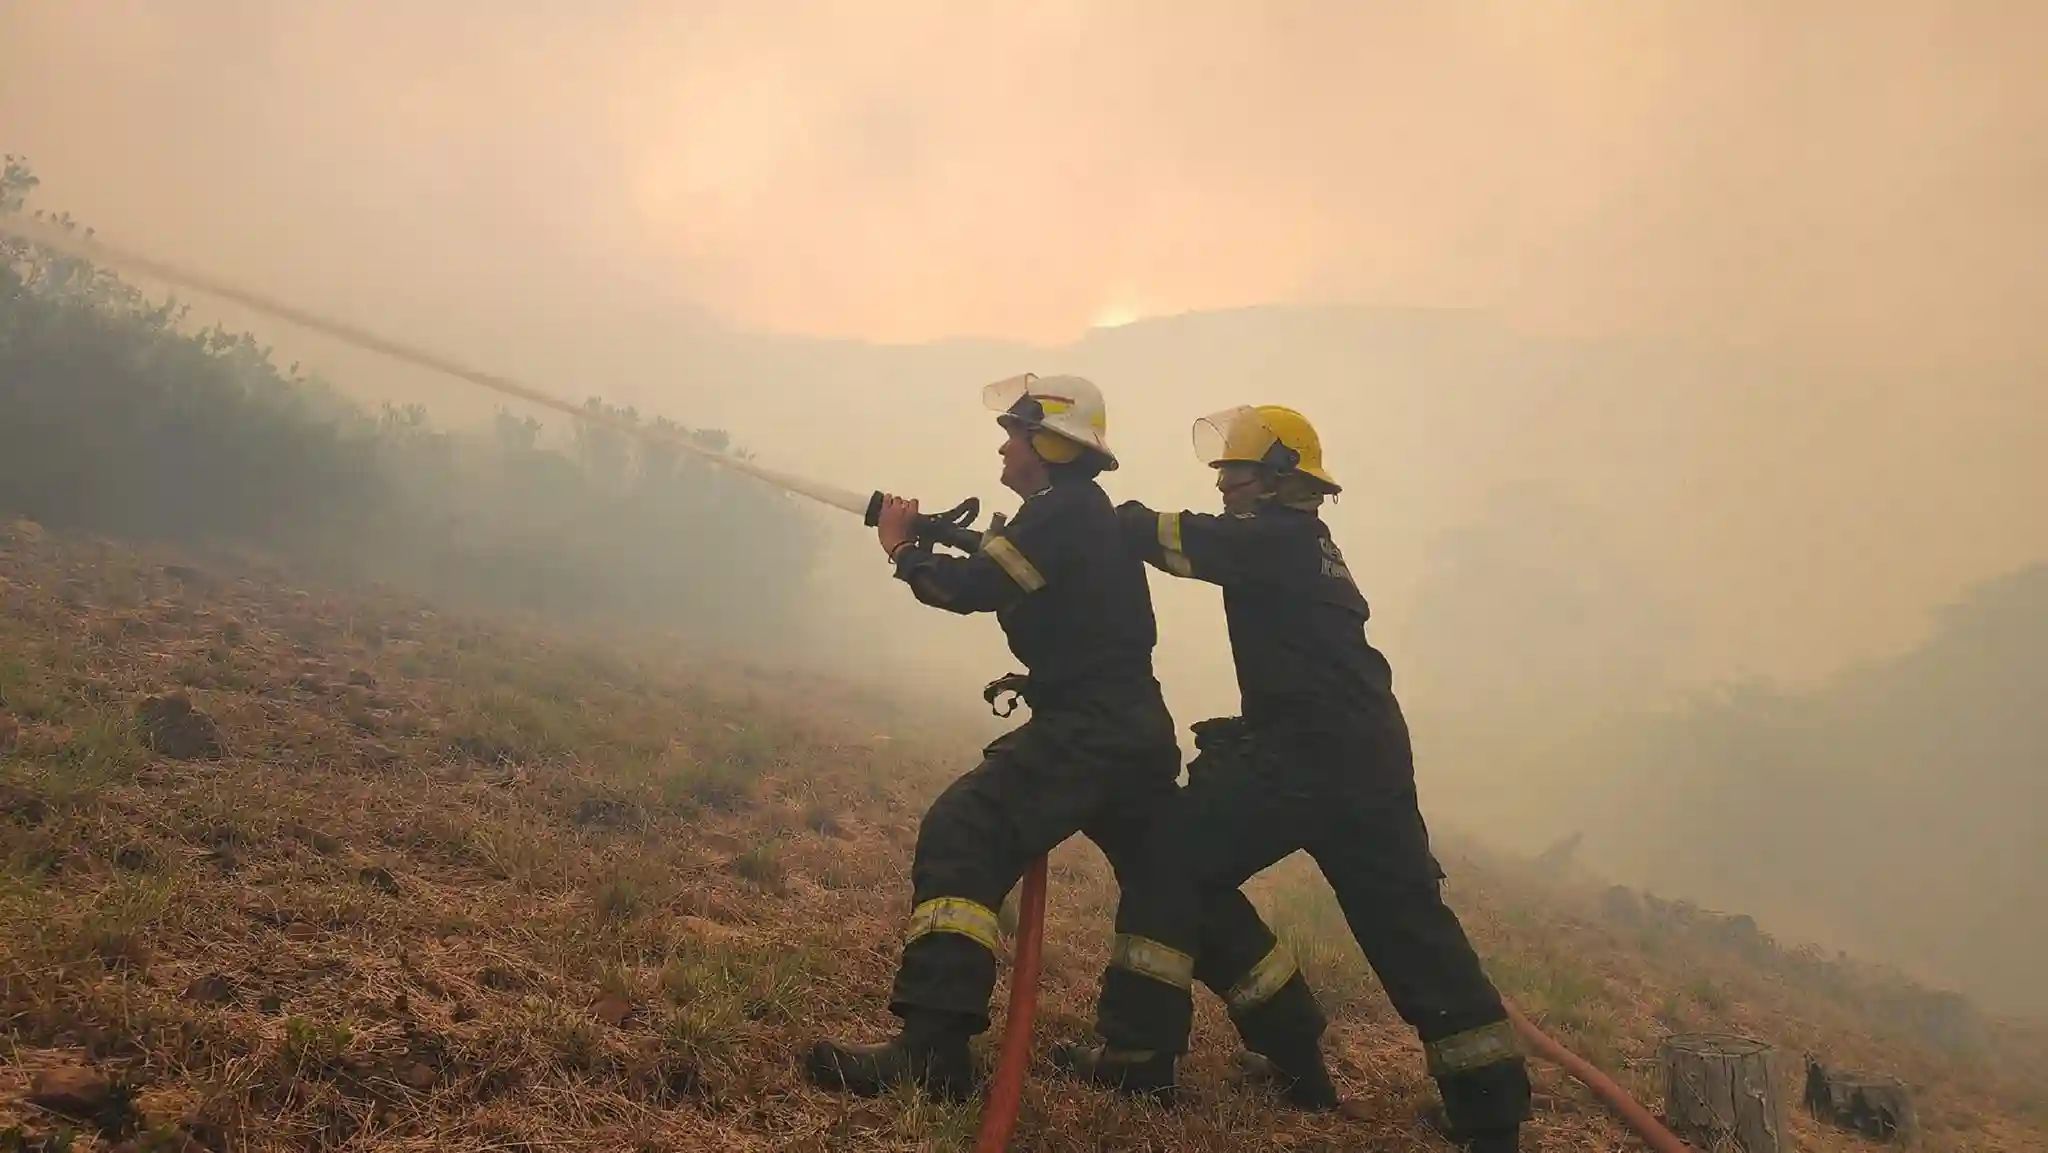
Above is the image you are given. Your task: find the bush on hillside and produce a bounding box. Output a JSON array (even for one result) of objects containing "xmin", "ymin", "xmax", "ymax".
[
  {"xmin": 1587, "ymin": 566, "xmax": 2046, "ymax": 1016},
  {"xmin": 0, "ymin": 157, "xmax": 818, "ymax": 647}
]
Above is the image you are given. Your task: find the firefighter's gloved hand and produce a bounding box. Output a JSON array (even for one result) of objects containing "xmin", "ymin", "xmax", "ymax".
[
  {"xmin": 1190, "ymin": 716, "xmax": 1249, "ymax": 751},
  {"xmin": 875, "ymin": 494, "xmax": 922, "ymax": 560},
  {"xmin": 982, "ymin": 673, "xmax": 1030, "ymax": 718},
  {"xmin": 1187, "ymin": 716, "xmax": 1251, "ymax": 784}
]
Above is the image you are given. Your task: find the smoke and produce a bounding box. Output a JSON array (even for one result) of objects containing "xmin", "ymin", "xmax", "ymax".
[
  {"xmin": 5, "ymin": 2, "xmax": 2043, "ymax": 352},
  {"xmin": 6, "ymin": 0, "xmax": 2046, "ymax": 1010}
]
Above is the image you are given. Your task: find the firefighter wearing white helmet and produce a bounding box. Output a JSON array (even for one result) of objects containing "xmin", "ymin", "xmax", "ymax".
[
  {"xmin": 983, "ymin": 372, "xmax": 1119, "ymax": 471},
  {"xmin": 1061, "ymin": 404, "xmax": 1534, "ymax": 1153},
  {"xmin": 810, "ymin": 373, "xmax": 1283, "ymax": 1107}
]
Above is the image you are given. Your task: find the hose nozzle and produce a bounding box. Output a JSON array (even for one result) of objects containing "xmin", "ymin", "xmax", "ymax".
[{"xmin": 864, "ymin": 492, "xmax": 987, "ymax": 553}]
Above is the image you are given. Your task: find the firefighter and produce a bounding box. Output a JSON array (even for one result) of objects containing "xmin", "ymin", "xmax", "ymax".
[
  {"xmin": 802, "ymin": 376, "xmax": 1302, "ymax": 1104},
  {"xmin": 1059, "ymin": 405, "xmax": 1533, "ymax": 1152}
]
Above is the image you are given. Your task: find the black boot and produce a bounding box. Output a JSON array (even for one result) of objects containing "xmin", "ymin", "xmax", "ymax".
[
  {"xmin": 1423, "ymin": 1105, "xmax": 1521, "ymax": 1152},
  {"xmin": 1050, "ymin": 1043, "xmax": 1177, "ymax": 1103},
  {"xmin": 1230, "ymin": 1047, "xmax": 1340, "ymax": 1111},
  {"xmin": 804, "ymin": 1012, "xmax": 977, "ymax": 1103}
]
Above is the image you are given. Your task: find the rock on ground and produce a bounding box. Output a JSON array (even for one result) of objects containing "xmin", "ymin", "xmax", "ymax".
[
  {"xmin": 136, "ymin": 692, "xmax": 221, "ymax": 760},
  {"xmin": 26, "ymin": 1064, "xmax": 113, "ymax": 1118}
]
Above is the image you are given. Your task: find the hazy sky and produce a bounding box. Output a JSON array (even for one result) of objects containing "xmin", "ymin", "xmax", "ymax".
[
  {"xmin": 5, "ymin": 0, "xmax": 2043, "ymax": 355},
  {"xmin": 8, "ymin": 3, "xmax": 2048, "ymax": 1009},
  {"xmin": 4, "ymin": 0, "xmax": 2045, "ymax": 701},
  {"xmin": 11, "ymin": 3, "xmax": 2048, "ymax": 1018}
]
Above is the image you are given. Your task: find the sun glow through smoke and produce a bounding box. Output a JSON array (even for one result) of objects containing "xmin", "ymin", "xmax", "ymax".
[{"xmin": 1091, "ymin": 303, "xmax": 1142, "ymax": 329}]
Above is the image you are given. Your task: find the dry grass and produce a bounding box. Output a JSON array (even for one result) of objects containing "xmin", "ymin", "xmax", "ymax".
[{"xmin": 0, "ymin": 519, "xmax": 2042, "ymax": 1151}]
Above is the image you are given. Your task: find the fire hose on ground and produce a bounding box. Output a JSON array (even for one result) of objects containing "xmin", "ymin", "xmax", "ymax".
[
  {"xmin": 2, "ymin": 213, "xmax": 1694, "ymax": 1153},
  {"xmin": 977, "ymin": 868, "xmax": 1694, "ymax": 1153},
  {"xmin": 973, "ymin": 856, "xmax": 1047, "ymax": 1153}
]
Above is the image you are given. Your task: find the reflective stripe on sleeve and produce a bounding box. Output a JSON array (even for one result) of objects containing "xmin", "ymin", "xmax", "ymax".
[
  {"xmin": 982, "ymin": 536, "xmax": 1047, "ymax": 593},
  {"xmin": 1157, "ymin": 512, "xmax": 1184, "ymax": 553}
]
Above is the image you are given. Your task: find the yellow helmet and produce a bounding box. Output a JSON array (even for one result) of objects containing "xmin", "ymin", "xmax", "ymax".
[{"xmin": 1192, "ymin": 405, "xmax": 1339, "ymax": 491}]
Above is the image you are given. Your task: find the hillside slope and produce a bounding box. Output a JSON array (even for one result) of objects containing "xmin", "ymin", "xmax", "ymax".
[{"xmin": 1, "ymin": 521, "xmax": 2042, "ymax": 1151}]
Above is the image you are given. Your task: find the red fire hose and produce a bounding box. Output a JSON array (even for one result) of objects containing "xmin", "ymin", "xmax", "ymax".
[
  {"xmin": 973, "ymin": 857, "xmax": 1695, "ymax": 1152},
  {"xmin": 974, "ymin": 855, "xmax": 1048, "ymax": 1153},
  {"xmin": 1503, "ymin": 1001, "xmax": 1694, "ymax": 1153}
]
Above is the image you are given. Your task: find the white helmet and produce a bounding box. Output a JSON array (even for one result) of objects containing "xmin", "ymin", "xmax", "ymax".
[{"xmin": 982, "ymin": 373, "xmax": 1118, "ymax": 471}]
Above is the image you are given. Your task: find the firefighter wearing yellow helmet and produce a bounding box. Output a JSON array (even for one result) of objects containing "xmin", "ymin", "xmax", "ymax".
[
  {"xmin": 1059, "ymin": 405, "xmax": 1533, "ymax": 1153},
  {"xmin": 1195, "ymin": 403, "xmax": 1341, "ymax": 495},
  {"xmin": 806, "ymin": 375, "xmax": 1290, "ymax": 1107}
]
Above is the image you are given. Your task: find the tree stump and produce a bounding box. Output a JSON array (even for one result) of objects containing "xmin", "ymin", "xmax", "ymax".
[
  {"xmin": 1803, "ymin": 1057, "xmax": 1917, "ymax": 1145},
  {"xmin": 1659, "ymin": 1032, "xmax": 1787, "ymax": 1153}
]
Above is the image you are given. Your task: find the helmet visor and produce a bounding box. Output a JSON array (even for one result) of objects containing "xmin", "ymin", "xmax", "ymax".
[
  {"xmin": 983, "ymin": 373, "xmax": 1041, "ymax": 426},
  {"xmin": 1191, "ymin": 405, "xmax": 1270, "ymax": 467}
]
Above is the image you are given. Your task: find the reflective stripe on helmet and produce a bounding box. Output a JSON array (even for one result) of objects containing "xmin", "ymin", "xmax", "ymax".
[
  {"xmin": 1424, "ymin": 1019, "xmax": 1521, "ymax": 1075},
  {"xmin": 1109, "ymin": 933, "xmax": 1195, "ymax": 989},
  {"xmin": 982, "ymin": 536, "xmax": 1047, "ymax": 592},
  {"xmin": 905, "ymin": 897, "xmax": 1003, "ymax": 954},
  {"xmin": 1225, "ymin": 941, "xmax": 1300, "ymax": 1012}
]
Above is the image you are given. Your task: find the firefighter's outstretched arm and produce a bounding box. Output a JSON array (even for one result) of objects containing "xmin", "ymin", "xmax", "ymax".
[
  {"xmin": 1114, "ymin": 500, "xmax": 1268, "ymax": 586},
  {"xmin": 876, "ymin": 492, "xmax": 1061, "ymax": 614}
]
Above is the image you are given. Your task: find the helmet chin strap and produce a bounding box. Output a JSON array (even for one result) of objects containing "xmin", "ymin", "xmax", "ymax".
[
  {"xmin": 1220, "ymin": 468, "xmax": 1323, "ymax": 513},
  {"xmin": 1269, "ymin": 471, "xmax": 1329, "ymax": 511}
]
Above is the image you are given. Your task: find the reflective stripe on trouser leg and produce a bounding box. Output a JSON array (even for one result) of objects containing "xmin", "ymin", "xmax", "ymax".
[
  {"xmin": 1221, "ymin": 939, "xmax": 1327, "ymax": 1056},
  {"xmin": 1225, "ymin": 941, "xmax": 1298, "ymax": 1012},
  {"xmin": 1109, "ymin": 934, "xmax": 1195, "ymax": 989},
  {"xmin": 1424, "ymin": 1019, "xmax": 1521, "ymax": 1076},
  {"xmin": 1097, "ymin": 933, "xmax": 1197, "ymax": 1056},
  {"xmin": 892, "ymin": 897, "xmax": 1006, "ymax": 1031},
  {"xmin": 1430, "ymin": 1024, "xmax": 1533, "ymax": 1139},
  {"xmin": 905, "ymin": 897, "xmax": 1004, "ymax": 955}
]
